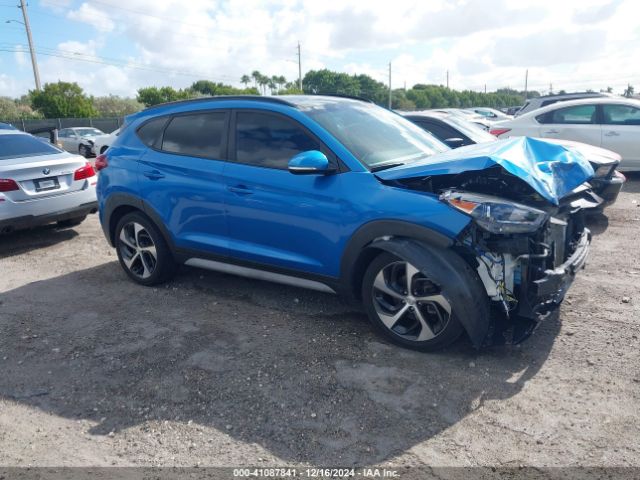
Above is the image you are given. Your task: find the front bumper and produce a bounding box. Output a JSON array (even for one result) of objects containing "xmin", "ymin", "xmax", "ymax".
[
  {"xmin": 591, "ymin": 170, "xmax": 625, "ymax": 208},
  {"xmin": 530, "ymin": 227, "xmax": 591, "ymax": 314}
]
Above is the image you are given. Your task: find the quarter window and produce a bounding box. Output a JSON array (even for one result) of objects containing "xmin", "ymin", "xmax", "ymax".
[
  {"xmin": 235, "ymin": 112, "xmax": 320, "ymax": 169},
  {"xmin": 137, "ymin": 117, "xmax": 167, "ymax": 148},
  {"xmin": 540, "ymin": 105, "xmax": 597, "ymax": 124},
  {"xmin": 602, "ymin": 104, "xmax": 640, "ymax": 125},
  {"xmin": 161, "ymin": 112, "xmax": 227, "ymax": 158}
]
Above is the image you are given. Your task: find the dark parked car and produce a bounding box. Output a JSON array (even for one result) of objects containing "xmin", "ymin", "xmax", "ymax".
[
  {"xmin": 402, "ymin": 111, "xmax": 497, "ymax": 148},
  {"xmin": 97, "ymin": 95, "xmax": 601, "ymax": 351},
  {"xmin": 405, "ymin": 111, "xmax": 624, "ymax": 209}
]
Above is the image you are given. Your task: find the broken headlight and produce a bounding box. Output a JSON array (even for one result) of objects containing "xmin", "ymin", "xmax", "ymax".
[{"xmin": 441, "ymin": 190, "xmax": 549, "ymax": 234}]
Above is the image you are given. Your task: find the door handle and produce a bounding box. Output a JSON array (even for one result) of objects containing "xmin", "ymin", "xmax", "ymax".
[
  {"xmin": 543, "ymin": 129, "xmax": 559, "ymax": 134},
  {"xmin": 227, "ymin": 184, "xmax": 253, "ymax": 195},
  {"xmin": 143, "ymin": 170, "xmax": 165, "ymax": 180},
  {"xmin": 604, "ymin": 131, "xmax": 620, "ymax": 137}
]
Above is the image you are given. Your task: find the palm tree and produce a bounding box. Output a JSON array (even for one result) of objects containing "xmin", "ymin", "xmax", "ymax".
[
  {"xmin": 258, "ymin": 74, "xmax": 269, "ymax": 95},
  {"xmin": 240, "ymin": 75, "xmax": 251, "ymax": 88},
  {"xmin": 251, "ymin": 71, "xmax": 261, "ymax": 90},
  {"xmin": 270, "ymin": 76, "xmax": 279, "ymax": 95}
]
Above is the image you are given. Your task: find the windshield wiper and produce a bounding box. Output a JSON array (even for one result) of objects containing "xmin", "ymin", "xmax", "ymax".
[{"xmin": 370, "ymin": 162, "xmax": 405, "ymax": 172}]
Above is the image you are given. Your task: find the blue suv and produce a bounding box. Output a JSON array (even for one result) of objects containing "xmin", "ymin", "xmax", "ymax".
[{"xmin": 97, "ymin": 95, "xmax": 598, "ymax": 350}]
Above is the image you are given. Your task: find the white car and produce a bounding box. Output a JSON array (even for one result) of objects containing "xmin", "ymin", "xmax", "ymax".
[
  {"xmin": 490, "ymin": 97, "xmax": 640, "ymax": 170},
  {"xmin": 92, "ymin": 128, "xmax": 120, "ymax": 155},
  {"xmin": 0, "ymin": 129, "xmax": 97, "ymax": 234},
  {"xmin": 58, "ymin": 127, "xmax": 105, "ymax": 158}
]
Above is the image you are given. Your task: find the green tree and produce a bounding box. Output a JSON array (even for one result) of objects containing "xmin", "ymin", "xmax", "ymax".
[
  {"xmin": 240, "ymin": 75, "xmax": 251, "ymax": 87},
  {"xmin": 136, "ymin": 86, "xmax": 194, "ymax": 107},
  {"xmin": 30, "ymin": 81, "xmax": 97, "ymax": 118},
  {"xmin": 92, "ymin": 95, "xmax": 143, "ymax": 117},
  {"xmin": 624, "ymin": 84, "xmax": 635, "ymax": 97},
  {"xmin": 0, "ymin": 96, "xmax": 43, "ymax": 120}
]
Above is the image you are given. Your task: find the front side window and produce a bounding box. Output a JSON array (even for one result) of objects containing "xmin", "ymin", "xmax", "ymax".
[
  {"xmin": 0, "ymin": 134, "xmax": 63, "ymax": 161},
  {"xmin": 161, "ymin": 112, "xmax": 227, "ymax": 158},
  {"xmin": 602, "ymin": 104, "xmax": 640, "ymax": 125},
  {"xmin": 235, "ymin": 112, "xmax": 320, "ymax": 169},
  {"xmin": 541, "ymin": 105, "xmax": 597, "ymax": 124}
]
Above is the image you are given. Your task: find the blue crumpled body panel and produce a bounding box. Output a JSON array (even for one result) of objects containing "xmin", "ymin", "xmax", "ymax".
[{"xmin": 376, "ymin": 137, "xmax": 595, "ymax": 205}]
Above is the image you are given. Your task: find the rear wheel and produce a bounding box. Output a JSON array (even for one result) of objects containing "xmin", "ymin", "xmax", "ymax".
[
  {"xmin": 115, "ymin": 212, "xmax": 176, "ymax": 286},
  {"xmin": 362, "ymin": 252, "xmax": 464, "ymax": 351}
]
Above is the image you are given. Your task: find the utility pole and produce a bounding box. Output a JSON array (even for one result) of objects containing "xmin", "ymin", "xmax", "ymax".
[
  {"xmin": 549, "ymin": 82, "xmax": 553, "ymax": 95},
  {"xmin": 524, "ymin": 69, "xmax": 528, "ymax": 100},
  {"xmin": 388, "ymin": 61, "xmax": 392, "ymax": 109},
  {"xmin": 484, "ymin": 84, "xmax": 487, "ymax": 94},
  {"xmin": 297, "ymin": 42, "xmax": 302, "ymax": 91},
  {"xmin": 446, "ymin": 70, "xmax": 449, "ymax": 89},
  {"xmin": 19, "ymin": 0, "xmax": 41, "ymax": 91}
]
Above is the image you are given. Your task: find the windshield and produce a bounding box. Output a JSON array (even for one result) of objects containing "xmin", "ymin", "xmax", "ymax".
[
  {"xmin": 0, "ymin": 134, "xmax": 63, "ymax": 161},
  {"xmin": 300, "ymin": 100, "xmax": 449, "ymax": 169},
  {"xmin": 445, "ymin": 115, "xmax": 497, "ymax": 144},
  {"xmin": 75, "ymin": 128, "xmax": 103, "ymax": 137}
]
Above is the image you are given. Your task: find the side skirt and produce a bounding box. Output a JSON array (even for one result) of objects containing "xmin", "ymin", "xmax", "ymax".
[{"xmin": 184, "ymin": 257, "xmax": 337, "ymax": 294}]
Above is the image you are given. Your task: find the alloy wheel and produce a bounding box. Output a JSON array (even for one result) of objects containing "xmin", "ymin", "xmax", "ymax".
[
  {"xmin": 372, "ymin": 261, "xmax": 451, "ymax": 341},
  {"xmin": 118, "ymin": 222, "xmax": 157, "ymax": 279}
]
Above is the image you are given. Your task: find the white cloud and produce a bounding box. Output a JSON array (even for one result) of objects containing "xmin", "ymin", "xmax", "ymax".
[
  {"xmin": 67, "ymin": 3, "xmax": 115, "ymax": 32},
  {"xmin": 7, "ymin": 0, "xmax": 638, "ymax": 98}
]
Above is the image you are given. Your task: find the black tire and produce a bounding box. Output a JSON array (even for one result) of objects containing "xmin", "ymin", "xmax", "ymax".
[
  {"xmin": 57, "ymin": 215, "xmax": 87, "ymax": 228},
  {"xmin": 114, "ymin": 211, "xmax": 176, "ymax": 286},
  {"xmin": 362, "ymin": 252, "xmax": 465, "ymax": 351},
  {"xmin": 100, "ymin": 146, "xmax": 108, "ymax": 154},
  {"xmin": 78, "ymin": 143, "xmax": 91, "ymax": 158}
]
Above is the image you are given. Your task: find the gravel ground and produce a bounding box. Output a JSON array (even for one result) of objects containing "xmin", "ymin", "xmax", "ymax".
[{"xmin": 0, "ymin": 176, "xmax": 638, "ymax": 469}]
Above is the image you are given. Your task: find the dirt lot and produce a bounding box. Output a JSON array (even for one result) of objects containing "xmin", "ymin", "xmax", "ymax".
[{"xmin": 0, "ymin": 177, "xmax": 639, "ymax": 469}]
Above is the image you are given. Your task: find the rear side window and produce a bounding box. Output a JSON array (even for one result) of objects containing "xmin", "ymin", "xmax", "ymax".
[
  {"xmin": 416, "ymin": 121, "xmax": 459, "ymax": 141},
  {"xmin": 162, "ymin": 112, "xmax": 227, "ymax": 158},
  {"xmin": 539, "ymin": 105, "xmax": 597, "ymax": 125},
  {"xmin": 0, "ymin": 134, "xmax": 62, "ymax": 161},
  {"xmin": 137, "ymin": 117, "xmax": 168, "ymax": 148},
  {"xmin": 235, "ymin": 111, "xmax": 320, "ymax": 169},
  {"xmin": 602, "ymin": 104, "xmax": 640, "ymax": 125}
]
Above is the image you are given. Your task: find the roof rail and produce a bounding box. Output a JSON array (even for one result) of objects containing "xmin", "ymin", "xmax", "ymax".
[
  {"xmin": 141, "ymin": 95, "xmax": 297, "ymax": 112},
  {"xmin": 308, "ymin": 93, "xmax": 374, "ymax": 103}
]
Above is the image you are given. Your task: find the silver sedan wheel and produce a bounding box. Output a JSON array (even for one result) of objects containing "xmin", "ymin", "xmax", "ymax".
[
  {"xmin": 372, "ymin": 261, "xmax": 452, "ymax": 341},
  {"xmin": 118, "ymin": 222, "xmax": 157, "ymax": 279}
]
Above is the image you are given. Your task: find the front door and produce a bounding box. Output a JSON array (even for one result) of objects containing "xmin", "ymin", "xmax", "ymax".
[
  {"xmin": 537, "ymin": 103, "xmax": 602, "ymax": 147},
  {"xmin": 223, "ymin": 110, "xmax": 346, "ymax": 277}
]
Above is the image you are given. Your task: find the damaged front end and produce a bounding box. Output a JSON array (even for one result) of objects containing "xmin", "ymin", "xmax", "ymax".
[{"xmin": 377, "ymin": 137, "xmax": 600, "ymax": 345}]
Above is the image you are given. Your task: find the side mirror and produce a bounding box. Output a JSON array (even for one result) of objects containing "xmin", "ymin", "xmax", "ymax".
[
  {"xmin": 444, "ymin": 137, "xmax": 465, "ymax": 148},
  {"xmin": 288, "ymin": 150, "xmax": 335, "ymax": 175}
]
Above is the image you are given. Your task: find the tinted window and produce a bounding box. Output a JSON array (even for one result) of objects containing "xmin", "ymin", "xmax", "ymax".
[
  {"xmin": 416, "ymin": 121, "xmax": 459, "ymax": 141},
  {"xmin": 602, "ymin": 104, "xmax": 640, "ymax": 125},
  {"xmin": 162, "ymin": 112, "xmax": 227, "ymax": 158},
  {"xmin": 235, "ymin": 112, "xmax": 320, "ymax": 169},
  {"xmin": 137, "ymin": 117, "xmax": 167, "ymax": 148},
  {"xmin": 0, "ymin": 134, "xmax": 62, "ymax": 161},
  {"xmin": 544, "ymin": 105, "xmax": 597, "ymax": 124}
]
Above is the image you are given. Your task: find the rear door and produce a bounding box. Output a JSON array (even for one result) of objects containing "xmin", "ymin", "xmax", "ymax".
[
  {"xmin": 223, "ymin": 110, "xmax": 345, "ymax": 276},
  {"xmin": 137, "ymin": 110, "xmax": 230, "ymax": 255},
  {"xmin": 600, "ymin": 103, "xmax": 640, "ymax": 169},
  {"xmin": 536, "ymin": 104, "xmax": 602, "ymax": 147}
]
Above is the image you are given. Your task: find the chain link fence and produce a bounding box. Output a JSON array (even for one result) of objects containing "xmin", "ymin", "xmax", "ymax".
[{"xmin": 1, "ymin": 117, "xmax": 124, "ymax": 134}]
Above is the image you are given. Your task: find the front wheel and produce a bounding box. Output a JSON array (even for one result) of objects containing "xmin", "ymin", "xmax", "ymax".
[
  {"xmin": 115, "ymin": 212, "xmax": 176, "ymax": 286},
  {"xmin": 79, "ymin": 144, "xmax": 89, "ymax": 157},
  {"xmin": 362, "ymin": 253, "xmax": 464, "ymax": 351}
]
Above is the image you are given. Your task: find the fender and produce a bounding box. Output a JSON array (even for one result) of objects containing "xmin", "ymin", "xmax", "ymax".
[
  {"xmin": 367, "ymin": 237, "xmax": 490, "ymax": 348},
  {"xmin": 101, "ymin": 193, "xmax": 176, "ymax": 251},
  {"xmin": 340, "ymin": 220, "xmax": 455, "ymax": 299}
]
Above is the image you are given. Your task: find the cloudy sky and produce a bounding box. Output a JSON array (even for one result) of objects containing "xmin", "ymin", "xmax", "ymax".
[{"xmin": 1, "ymin": 0, "xmax": 638, "ymax": 98}]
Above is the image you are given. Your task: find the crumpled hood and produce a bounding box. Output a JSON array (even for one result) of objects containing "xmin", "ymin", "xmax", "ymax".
[{"xmin": 375, "ymin": 137, "xmax": 595, "ymax": 205}]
